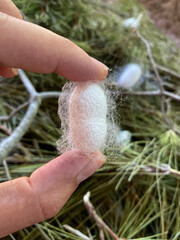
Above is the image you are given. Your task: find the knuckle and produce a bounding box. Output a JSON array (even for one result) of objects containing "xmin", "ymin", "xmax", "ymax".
[
  {"xmin": 37, "ymin": 194, "xmax": 61, "ymax": 220},
  {"xmin": 48, "ymin": 199, "xmax": 61, "ymax": 218}
]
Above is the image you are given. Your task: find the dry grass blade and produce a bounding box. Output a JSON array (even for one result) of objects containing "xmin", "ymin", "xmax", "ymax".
[{"xmin": 63, "ymin": 224, "xmax": 93, "ymax": 240}]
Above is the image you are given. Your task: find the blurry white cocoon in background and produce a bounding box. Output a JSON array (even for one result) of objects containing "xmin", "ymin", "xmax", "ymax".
[
  {"xmin": 117, "ymin": 63, "xmax": 142, "ymax": 89},
  {"xmin": 58, "ymin": 82, "xmax": 108, "ymax": 154}
]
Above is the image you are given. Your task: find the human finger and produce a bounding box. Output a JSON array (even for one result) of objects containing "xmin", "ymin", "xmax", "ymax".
[
  {"xmin": 0, "ymin": 12, "xmax": 108, "ymax": 82},
  {"xmin": 0, "ymin": 0, "xmax": 23, "ymax": 77},
  {"xmin": 0, "ymin": 150, "xmax": 105, "ymax": 237},
  {"xmin": 0, "ymin": 66, "xmax": 18, "ymax": 77}
]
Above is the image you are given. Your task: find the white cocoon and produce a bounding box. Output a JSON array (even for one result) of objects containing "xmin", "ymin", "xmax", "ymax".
[
  {"xmin": 118, "ymin": 63, "xmax": 142, "ymax": 89},
  {"xmin": 69, "ymin": 83, "xmax": 107, "ymax": 153}
]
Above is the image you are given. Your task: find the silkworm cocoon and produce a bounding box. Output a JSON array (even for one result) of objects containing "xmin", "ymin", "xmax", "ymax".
[
  {"xmin": 69, "ymin": 83, "xmax": 107, "ymax": 153},
  {"xmin": 117, "ymin": 63, "xmax": 142, "ymax": 89},
  {"xmin": 123, "ymin": 14, "xmax": 142, "ymax": 29}
]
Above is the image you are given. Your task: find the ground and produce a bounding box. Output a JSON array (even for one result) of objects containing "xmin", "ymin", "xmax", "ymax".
[{"xmin": 140, "ymin": 0, "xmax": 180, "ymax": 47}]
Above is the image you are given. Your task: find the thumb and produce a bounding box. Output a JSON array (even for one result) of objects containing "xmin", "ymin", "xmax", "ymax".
[
  {"xmin": 30, "ymin": 150, "xmax": 105, "ymax": 218},
  {"xmin": 0, "ymin": 150, "xmax": 105, "ymax": 237}
]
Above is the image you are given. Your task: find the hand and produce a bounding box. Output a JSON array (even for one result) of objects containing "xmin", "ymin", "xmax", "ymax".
[
  {"xmin": 0, "ymin": 0, "xmax": 108, "ymax": 237},
  {"xmin": 0, "ymin": 151, "xmax": 105, "ymax": 237},
  {"xmin": 0, "ymin": 0, "xmax": 108, "ymax": 81}
]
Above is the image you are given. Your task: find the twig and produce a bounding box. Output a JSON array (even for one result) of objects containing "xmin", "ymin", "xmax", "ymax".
[
  {"xmin": 0, "ymin": 123, "xmax": 32, "ymax": 157},
  {"xmin": 0, "ymin": 124, "xmax": 12, "ymax": 135},
  {"xmin": 117, "ymin": 90, "xmax": 180, "ymax": 101},
  {"xmin": 136, "ymin": 32, "xmax": 163, "ymax": 91},
  {"xmin": 157, "ymin": 64, "xmax": 180, "ymax": 79},
  {"xmin": 63, "ymin": 224, "xmax": 93, "ymax": 240},
  {"xmin": 0, "ymin": 93, "xmax": 61, "ymax": 121},
  {"xmin": 37, "ymin": 91, "xmax": 61, "ymax": 99},
  {"xmin": 164, "ymin": 91, "xmax": 180, "ymax": 101},
  {"xmin": 144, "ymin": 164, "xmax": 180, "ymax": 179},
  {"xmin": 0, "ymin": 101, "xmax": 30, "ymax": 121},
  {"xmin": 0, "ymin": 70, "xmax": 61, "ymax": 163},
  {"xmin": 18, "ymin": 70, "xmax": 37, "ymax": 99},
  {"xmin": 125, "ymin": 163, "xmax": 180, "ymax": 179},
  {"xmin": 83, "ymin": 192, "xmax": 128, "ymax": 240},
  {"xmin": 0, "ymin": 95, "xmax": 41, "ymax": 162},
  {"xmin": 136, "ymin": 31, "xmax": 177, "ymax": 132},
  {"xmin": 35, "ymin": 224, "xmax": 51, "ymax": 240}
]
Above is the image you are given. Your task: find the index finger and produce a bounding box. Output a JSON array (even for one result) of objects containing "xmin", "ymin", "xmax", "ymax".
[{"xmin": 0, "ymin": 12, "xmax": 108, "ymax": 82}]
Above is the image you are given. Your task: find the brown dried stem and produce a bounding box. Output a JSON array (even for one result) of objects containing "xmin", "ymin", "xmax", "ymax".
[
  {"xmin": 83, "ymin": 192, "xmax": 129, "ymax": 240},
  {"xmin": 0, "ymin": 101, "xmax": 30, "ymax": 122},
  {"xmin": 157, "ymin": 64, "xmax": 180, "ymax": 79}
]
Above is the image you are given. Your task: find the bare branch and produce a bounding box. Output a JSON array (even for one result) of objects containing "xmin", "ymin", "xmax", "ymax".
[
  {"xmin": 141, "ymin": 164, "xmax": 180, "ymax": 178},
  {"xmin": 37, "ymin": 91, "xmax": 61, "ymax": 99},
  {"xmin": 0, "ymin": 124, "xmax": 12, "ymax": 135},
  {"xmin": 0, "ymin": 122, "xmax": 32, "ymax": 158},
  {"xmin": 0, "ymin": 92, "xmax": 61, "ymax": 122},
  {"xmin": 0, "ymin": 70, "xmax": 62, "ymax": 163},
  {"xmin": 18, "ymin": 69, "xmax": 37, "ymax": 98},
  {"xmin": 164, "ymin": 91, "xmax": 180, "ymax": 101},
  {"xmin": 63, "ymin": 224, "xmax": 93, "ymax": 240},
  {"xmin": 0, "ymin": 101, "xmax": 30, "ymax": 121},
  {"xmin": 0, "ymin": 70, "xmax": 41, "ymax": 162},
  {"xmin": 122, "ymin": 163, "xmax": 180, "ymax": 180},
  {"xmin": 136, "ymin": 31, "xmax": 163, "ymax": 91},
  {"xmin": 118, "ymin": 90, "xmax": 180, "ymax": 101},
  {"xmin": 0, "ymin": 97, "xmax": 41, "ymax": 162},
  {"xmin": 157, "ymin": 64, "xmax": 180, "ymax": 79},
  {"xmin": 83, "ymin": 192, "xmax": 129, "ymax": 240},
  {"xmin": 136, "ymin": 31, "xmax": 179, "ymax": 133},
  {"xmin": 0, "ymin": 91, "xmax": 61, "ymax": 122}
]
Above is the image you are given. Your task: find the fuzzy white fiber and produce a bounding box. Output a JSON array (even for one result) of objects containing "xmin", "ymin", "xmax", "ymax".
[{"xmin": 69, "ymin": 83, "xmax": 107, "ymax": 153}]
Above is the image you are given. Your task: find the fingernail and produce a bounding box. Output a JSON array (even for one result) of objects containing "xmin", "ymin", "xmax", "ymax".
[
  {"xmin": 20, "ymin": 10, "xmax": 25, "ymax": 20},
  {"xmin": 77, "ymin": 152, "xmax": 106, "ymax": 184},
  {"xmin": 91, "ymin": 57, "xmax": 109, "ymax": 71},
  {"xmin": 11, "ymin": 68, "xmax": 18, "ymax": 76}
]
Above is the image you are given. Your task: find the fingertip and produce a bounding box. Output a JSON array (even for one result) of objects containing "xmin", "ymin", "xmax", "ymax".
[
  {"xmin": 90, "ymin": 151, "xmax": 106, "ymax": 164},
  {"xmin": 77, "ymin": 151, "xmax": 106, "ymax": 184},
  {"xmin": 90, "ymin": 57, "xmax": 109, "ymax": 81}
]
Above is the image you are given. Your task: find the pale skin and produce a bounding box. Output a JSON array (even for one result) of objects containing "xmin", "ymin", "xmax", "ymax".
[{"xmin": 0, "ymin": 0, "xmax": 108, "ymax": 237}]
